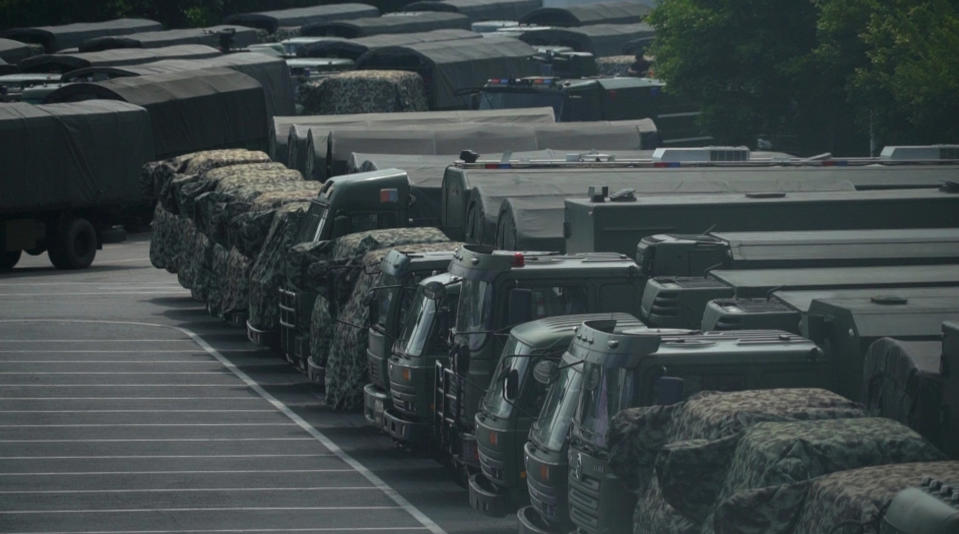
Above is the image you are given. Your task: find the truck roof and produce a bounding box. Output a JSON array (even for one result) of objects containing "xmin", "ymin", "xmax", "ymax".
[
  {"xmin": 449, "ymin": 245, "xmax": 639, "ymax": 279},
  {"xmin": 807, "ymin": 294, "xmax": 959, "ymax": 338},
  {"xmin": 773, "ymin": 285, "xmax": 959, "ymax": 312},
  {"xmin": 510, "ymin": 312, "xmax": 643, "ymax": 348},
  {"xmin": 709, "ymin": 263, "xmax": 959, "ymax": 296}
]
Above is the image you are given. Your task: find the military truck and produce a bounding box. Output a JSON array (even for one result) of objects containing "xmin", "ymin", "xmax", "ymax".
[
  {"xmin": 1, "ymin": 100, "xmax": 153, "ymax": 270},
  {"xmin": 470, "ymin": 313, "xmax": 644, "ymax": 517},
  {"xmin": 565, "ymin": 187, "xmax": 959, "ymax": 256},
  {"xmin": 563, "ymin": 321, "xmax": 831, "ymax": 534},
  {"xmin": 641, "ymin": 264, "xmax": 959, "ymax": 330},
  {"xmin": 636, "ymin": 228, "xmax": 959, "ymax": 278},
  {"xmin": 364, "ymin": 249, "xmax": 459, "ymax": 428},
  {"xmin": 478, "ymin": 76, "xmax": 709, "ymax": 145},
  {"xmin": 385, "ymin": 272, "xmax": 461, "ymax": 446},
  {"xmin": 248, "ymin": 168, "xmax": 416, "ymax": 349},
  {"xmin": 434, "ymin": 246, "xmax": 648, "ymax": 476}
]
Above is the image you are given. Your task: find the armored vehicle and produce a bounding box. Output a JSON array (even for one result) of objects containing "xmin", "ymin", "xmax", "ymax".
[
  {"xmin": 565, "ymin": 321, "xmax": 830, "ymax": 534},
  {"xmin": 565, "ymin": 187, "xmax": 959, "ymax": 256},
  {"xmin": 805, "ymin": 294, "xmax": 959, "ymax": 400},
  {"xmin": 385, "ymin": 273, "xmax": 461, "ymax": 445},
  {"xmin": 470, "ymin": 313, "xmax": 644, "ymax": 517},
  {"xmin": 641, "ymin": 264, "xmax": 959, "ymax": 330},
  {"xmin": 435, "ymin": 246, "xmax": 646, "ymax": 477},
  {"xmin": 364, "ymin": 249, "xmax": 458, "ymax": 428},
  {"xmin": 478, "ymin": 77, "xmax": 707, "ymax": 145},
  {"xmin": 637, "ymin": 228, "xmax": 959, "ymax": 279}
]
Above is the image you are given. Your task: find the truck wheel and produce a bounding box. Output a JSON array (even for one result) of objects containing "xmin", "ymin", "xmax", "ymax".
[
  {"xmin": 0, "ymin": 250, "xmax": 21, "ymax": 270},
  {"xmin": 48, "ymin": 217, "xmax": 97, "ymax": 270}
]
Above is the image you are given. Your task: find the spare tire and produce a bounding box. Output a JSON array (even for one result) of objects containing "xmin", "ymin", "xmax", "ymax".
[{"xmin": 49, "ymin": 217, "xmax": 97, "ymax": 269}]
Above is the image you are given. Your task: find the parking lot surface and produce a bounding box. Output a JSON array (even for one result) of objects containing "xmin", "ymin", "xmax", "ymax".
[{"xmin": 0, "ymin": 236, "xmax": 512, "ymax": 534}]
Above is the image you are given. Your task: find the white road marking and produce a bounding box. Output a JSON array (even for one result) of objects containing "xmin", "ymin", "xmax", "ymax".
[
  {"xmin": 0, "ymin": 340, "xmax": 193, "ymax": 343},
  {"xmin": 0, "ymin": 292, "xmax": 188, "ymax": 297},
  {"xmin": 0, "ymin": 410, "xmax": 276, "ymax": 413},
  {"xmin": 0, "ymin": 469, "xmax": 353, "ymax": 476},
  {"xmin": 1, "ymin": 505, "xmax": 402, "ymax": 514},
  {"xmin": 0, "ymin": 349, "xmax": 265, "ymax": 353},
  {"xmin": 0, "ymin": 372, "xmax": 229, "ymax": 375},
  {"xmin": 0, "ymin": 486, "xmax": 377, "ymax": 494},
  {"xmin": 0, "ymin": 318, "xmax": 448, "ymax": 534},
  {"xmin": 0, "ymin": 454, "xmax": 332, "ymax": 459},
  {"xmin": 0, "ymin": 384, "xmax": 256, "ymax": 387},
  {"xmin": 0, "ymin": 361, "xmax": 222, "ymax": 364},
  {"xmin": 0, "ymin": 423, "xmax": 295, "ymax": 427},
  {"xmin": 4, "ymin": 528, "xmax": 427, "ymax": 534},
  {"xmin": 0, "ymin": 438, "xmax": 315, "ymax": 443},
  {"xmin": 0, "ymin": 397, "xmax": 260, "ymax": 400}
]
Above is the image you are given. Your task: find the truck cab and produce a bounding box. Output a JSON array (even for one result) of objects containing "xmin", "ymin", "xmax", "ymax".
[
  {"xmin": 438, "ymin": 245, "xmax": 645, "ymax": 479},
  {"xmin": 565, "ymin": 321, "xmax": 829, "ymax": 534},
  {"xmin": 469, "ymin": 313, "xmax": 644, "ymax": 517},
  {"xmin": 385, "ymin": 272, "xmax": 461, "ymax": 446},
  {"xmin": 364, "ymin": 249, "xmax": 458, "ymax": 429},
  {"xmin": 276, "ymin": 169, "xmax": 414, "ymax": 367}
]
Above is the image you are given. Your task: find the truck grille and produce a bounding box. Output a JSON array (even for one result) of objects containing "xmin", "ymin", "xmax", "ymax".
[
  {"xmin": 278, "ymin": 287, "xmax": 297, "ymax": 358},
  {"xmin": 568, "ymin": 473, "xmax": 601, "ymax": 533}
]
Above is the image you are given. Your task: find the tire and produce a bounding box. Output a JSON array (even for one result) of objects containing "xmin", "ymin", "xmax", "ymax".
[
  {"xmin": 48, "ymin": 217, "xmax": 97, "ymax": 270},
  {"xmin": 0, "ymin": 249, "xmax": 21, "ymax": 270}
]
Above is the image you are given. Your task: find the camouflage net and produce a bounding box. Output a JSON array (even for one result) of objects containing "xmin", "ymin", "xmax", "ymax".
[
  {"xmin": 323, "ymin": 240, "xmax": 463, "ymax": 410},
  {"xmin": 298, "ymin": 70, "xmax": 428, "ymax": 115},
  {"xmin": 148, "ymin": 149, "xmax": 271, "ymax": 208},
  {"xmin": 149, "ymin": 203, "xmax": 175, "ymax": 271},
  {"xmin": 596, "ymin": 55, "xmax": 634, "ymax": 77},
  {"xmin": 247, "ymin": 206, "xmax": 309, "ymax": 331},
  {"xmin": 713, "ymin": 461, "xmax": 959, "ymax": 534}
]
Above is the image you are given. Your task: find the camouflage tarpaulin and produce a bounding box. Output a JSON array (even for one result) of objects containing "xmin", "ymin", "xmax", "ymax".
[
  {"xmin": 152, "ymin": 149, "xmax": 271, "ymax": 210},
  {"xmin": 324, "ymin": 240, "xmax": 463, "ymax": 409},
  {"xmin": 596, "ymin": 55, "xmax": 633, "ymax": 76},
  {"xmin": 298, "ymin": 70, "xmax": 428, "ymax": 115},
  {"xmin": 149, "ymin": 203, "xmax": 175, "ymax": 270},
  {"xmin": 170, "ymin": 215, "xmax": 196, "ymax": 275},
  {"xmin": 228, "ymin": 195, "xmax": 317, "ymax": 258},
  {"xmin": 173, "ymin": 162, "xmax": 295, "ymax": 217},
  {"xmin": 247, "ymin": 206, "xmax": 309, "ymax": 331},
  {"xmin": 207, "ymin": 243, "xmax": 231, "ymax": 317},
  {"xmin": 713, "ymin": 461, "xmax": 959, "ymax": 534},
  {"xmin": 177, "ymin": 229, "xmax": 213, "ymax": 295},
  {"xmin": 862, "ymin": 338, "xmax": 946, "ymax": 451},
  {"xmin": 607, "ymin": 389, "xmax": 865, "ymax": 494},
  {"xmin": 651, "ymin": 417, "xmax": 945, "ymax": 533}
]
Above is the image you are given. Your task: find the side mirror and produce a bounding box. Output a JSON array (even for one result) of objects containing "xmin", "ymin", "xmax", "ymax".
[
  {"xmin": 424, "ymin": 280, "xmax": 446, "ymax": 301},
  {"xmin": 533, "ymin": 360, "xmax": 559, "ymax": 385},
  {"xmin": 507, "ymin": 288, "xmax": 533, "ymax": 326},
  {"xmin": 504, "ymin": 368, "xmax": 520, "ymax": 400},
  {"xmin": 654, "ymin": 376, "xmax": 685, "ymax": 405}
]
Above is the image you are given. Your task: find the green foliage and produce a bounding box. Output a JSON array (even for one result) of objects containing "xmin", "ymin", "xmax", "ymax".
[{"xmin": 650, "ymin": 0, "xmax": 959, "ymax": 155}]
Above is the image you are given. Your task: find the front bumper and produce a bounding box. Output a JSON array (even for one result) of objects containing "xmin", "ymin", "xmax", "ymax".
[
  {"xmin": 363, "ymin": 383, "xmax": 389, "ymax": 429},
  {"xmin": 384, "ymin": 407, "xmax": 430, "ymax": 446}
]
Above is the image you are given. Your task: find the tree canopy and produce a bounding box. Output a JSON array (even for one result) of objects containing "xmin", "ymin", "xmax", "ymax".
[{"xmin": 650, "ymin": 0, "xmax": 959, "ymax": 155}]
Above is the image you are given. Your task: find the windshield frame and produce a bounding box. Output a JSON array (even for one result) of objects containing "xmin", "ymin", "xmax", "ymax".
[
  {"xmin": 530, "ymin": 353, "xmax": 584, "ymax": 452},
  {"xmin": 573, "ymin": 362, "xmax": 636, "ymax": 450},
  {"xmin": 454, "ymin": 278, "xmax": 494, "ymax": 351},
  {"xmin": 372, "ymin": 273, "xmax": 401, "ymax": 332},
  {"xmin": 482, "ymin": 337, "xmax": 535, "ymax": 419},
  {"xmin": 394, "ymin": 286, "xmax": 434, "ymax": 358}
]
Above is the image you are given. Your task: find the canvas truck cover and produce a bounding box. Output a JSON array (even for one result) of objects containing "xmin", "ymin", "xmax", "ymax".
[
  {"xmin": 0, "ymin": 100, "xmax": 153, "ymax": 214},
  {"xmin": 302, "ymin": 11, "xmax": 471, "ymax": 38},
  {"xmin": 275, "ymin": 106, "xmax": 555, "ymax": 169},
  {"xmin": 356, "ymin": 36, "xmax": 538, "ymax": 109},
  {"xmin": 514, "ymin": 22, "xmax": 654, "ymax": 56},
  {"xmin": 77, "ymin": 26, "xmax": 259, "ymax": 53},
  {"xmin": 1, "ymin": 18, "xmax": 163, "ymax": 53},
  {"xmin": 565, "ymin": 188, "xmax": 959, "ymax": 255},
  {"xmin": 224, "ymin": 3, "xmax": 380, "ymax": 34},
  {"xmin": 405, "ymin": 0, "xmax": 542, "ymax": 21},
  {"xmin": 20, "ymin": 44, "xmax": 222, "ymax": 74},
  {"xmin": 45, "ymin": 68, "xmax": 269, "ymax": 159},
  {"xmin": 65, "ymin": 53, "xmax": 296, "ymax": 116},
  {"xmin": 533, "ymin": 119, "xmax": 658, "ymax": 149},
  {"xmin": 298, "ymin": 28, "xmax": 481, "ymax": 59},
  {"xmin": 711, "ymin": 460, "xmax": 959, "ymax": 534},
  {"xmin": 0, "ymin": 38, "xmax": 40, "ymax": 64},
  {"xmin": 446, "ymin": 165, "xmax": 854, "ymax": 244},
  {"xmin": 519, "ymin": 1, "xmax": 651, "ymax": 27},
  {"xmin": 863, "ymin": 338, "xmax": 949, "ymax": 454}
]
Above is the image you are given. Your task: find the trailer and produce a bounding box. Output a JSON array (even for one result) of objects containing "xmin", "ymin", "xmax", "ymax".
[
  {"xmin": 0, "ymin": 100, "xmax": 154, "ymax": 269},
  {"xmin": 519, "ymin": 1, "xmax": 652, "ymax": 27},
  {"xmin": 1, "ymin": 18, "xmax": 163, "ymax": 52},
  {"xmin": 302, "ymin": 11, "xmax": 472, "ymax": 39},
  {"xmin": 509, "ymin": 22, "xmax": 654, "ymax": 56},
  {"xmin": 19, "ymin": 44, "xmax": 222, "ymax": 74},
  {"xmin": 405, "ymin": 0, "xmax": 542, "ymax": 21},
  {"xmin": 76, "ymin": 26, "xmax": 259, "ymax": 53},
  {"xmin": 297, "ymin": 28, "xmax": 481, "ymax": 60},
  {"xmin": 224, "ymin": 3, "xmax": 380, "ymax": 34}
]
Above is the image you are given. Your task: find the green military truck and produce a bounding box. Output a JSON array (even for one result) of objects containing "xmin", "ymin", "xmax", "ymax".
[
  {"xmin": 385, "ymin": 272, "xmax": 461, "ymax": 446},
  {"xmin": 246, "ymin": 168, "xmax": 415, "ymax": 350},
  {"xmin": 636, "ymin": 228, "xmax": 959, "ymax": 278},
  {"xmin": 364, "ymin": 249, "xmax": 458, "ymax": 428},
  {"xmin": 640, "ymin": 263, "xmax": 959, "ymax": 330},
  {"xmin": 434, "ymin": 246, "xmax": 647, "ymax": 476},
  {"xmin": 564, "ymin": 187, "xmax": 959, "ymax": 256},
  {"xmin": 478, "ymin": 76, "xmax": 710, "ymax": 146},
  {"xmin": 564, "ymin": 321, "xmax": 831, "ymax": 534},
  {"xmin": 469, "ymin": 313, "xmax": 644, "ymax": 517}
]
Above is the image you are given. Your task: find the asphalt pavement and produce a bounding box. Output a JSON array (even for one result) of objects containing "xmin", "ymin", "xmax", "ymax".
[{"xmin": 0, "ymin": 235, "xmax": 514, "ymax": 534}]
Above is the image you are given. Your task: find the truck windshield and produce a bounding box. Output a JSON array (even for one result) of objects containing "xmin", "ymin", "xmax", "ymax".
[
  {"xmin": 530, "ymin": 355, "xmax": 583, "ymax": 452},
  {"xmin": 479, "ymin": 90, "xmax": 564, "ymax": 118},
  {"xmin": 483, "ymin": 337, "xmax": 534, "ymax": 419},
  {"xmin": 297, "ymin": 202, "xmax": 329, "ymax": 244},
  {"xmin": 373, "ymin": 273, "xmax": 401, "ymax": 331},
  {"xmin": 575, "ymin": 363, "xmax": 635, "ymax": 450},
  {"xmin": 456, "ymin": 278, "xmax": 493, "ymax": 351},
  {"xmin": 395, "ymin": 287, "xmax": 434, "ymax": 357}
]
